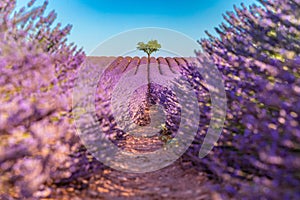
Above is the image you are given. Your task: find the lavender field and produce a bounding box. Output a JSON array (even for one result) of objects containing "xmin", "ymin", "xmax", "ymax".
[{"xmin": 0, "ymin": 0, "xmax": 299, "ymax": 199}]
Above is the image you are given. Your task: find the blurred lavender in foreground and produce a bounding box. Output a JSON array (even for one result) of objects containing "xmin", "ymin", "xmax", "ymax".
[
  {"xmin": 0, "ymin": 0, "xmax": 85, "ymax": 198},
  {"xmin": 197, "ymin": 0, "xmax": 300, "ymax": 199}
]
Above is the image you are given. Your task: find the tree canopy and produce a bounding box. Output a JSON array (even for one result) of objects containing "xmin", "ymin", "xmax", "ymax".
[{"xmin": 137, "ymin": 40, "xmax": 161, "ymax": 58}]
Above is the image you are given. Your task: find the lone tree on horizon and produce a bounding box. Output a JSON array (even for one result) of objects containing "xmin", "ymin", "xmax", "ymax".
[
  {"xmin": 137, "ymin": 40, "xmax": 161, "ymax": 61},
  {"xmin": 136, "ymin": 40, "xmax": 161, "ymax": 126}
]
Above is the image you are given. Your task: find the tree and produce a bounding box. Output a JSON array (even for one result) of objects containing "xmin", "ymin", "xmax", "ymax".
[
  {"xmin": 135, "ymin": 40, "xmax": 161, "ymax": 125},
  {"xmin": 137, "ymin": 40, "xmax": 161, "ymax": 61}
]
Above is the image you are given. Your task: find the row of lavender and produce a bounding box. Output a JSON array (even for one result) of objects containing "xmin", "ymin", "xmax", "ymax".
[
  {"xmin": 0, "ymin": 0, "xmax": 85, "ymax": 198},
  {"xmin": 92, "ymin": 56, "xmax": 210, "ymax": 143},
  {"xmin": 196, "ymin": 0, "xmax": 300, "ymax": 199}
]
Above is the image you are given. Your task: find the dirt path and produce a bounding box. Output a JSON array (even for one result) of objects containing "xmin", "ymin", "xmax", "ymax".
[
  {"xmin": 49, "ymin": 145, "xmax": 214, "ymax": 200},
  {"xmin": 47, "ymin": 133, "xmax": 216, "ymax": 200}
]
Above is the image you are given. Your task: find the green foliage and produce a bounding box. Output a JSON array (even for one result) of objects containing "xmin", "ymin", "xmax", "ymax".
[{"xmin": 137, "ymin": 40, "xmax": 161, "ymax": 57}]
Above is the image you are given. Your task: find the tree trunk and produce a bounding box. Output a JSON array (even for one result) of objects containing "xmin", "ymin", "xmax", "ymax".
[
  {"xmin": 145, "ymin": 53, "xmax": 151, "ymax": 125},
  {"xmin": 133, "ymin": 54, "xmax": 152, "ymax": 126},
  {"xmin": 147, "ymin": 53, "xmax": 150, "ymax": 85}
]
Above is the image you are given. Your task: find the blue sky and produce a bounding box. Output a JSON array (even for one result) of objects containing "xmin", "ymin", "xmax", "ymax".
[{"xmin": 17, "ymin": 0, "xmax": 257, "ymax": 56}]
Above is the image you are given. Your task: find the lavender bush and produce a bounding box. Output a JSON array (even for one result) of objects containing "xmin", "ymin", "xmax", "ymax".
[
  {"xmin": 198, "ymin": 0, "xmax": 300, "ymax": 199},
  {"xmin": 0, "ymin": 0, "xmax": 84, "ymax": 198}
]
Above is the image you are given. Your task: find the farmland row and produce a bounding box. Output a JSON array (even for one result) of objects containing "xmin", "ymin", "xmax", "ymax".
[{"xmin": 81, "ymin": 56, "xmax": 211, "ymax": 154}]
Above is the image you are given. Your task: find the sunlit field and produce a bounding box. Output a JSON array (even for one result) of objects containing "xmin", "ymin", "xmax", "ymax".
[{"xmin": 0, "ymin": 0, "xmax": 299, "ymax": 199}]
